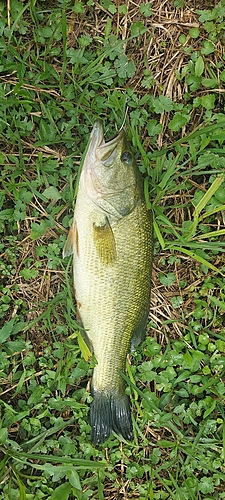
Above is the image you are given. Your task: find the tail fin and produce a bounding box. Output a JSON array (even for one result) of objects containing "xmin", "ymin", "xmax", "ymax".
[{"xmin": 90, "ymin": 389, "xmax": 133, "ymax": 445}]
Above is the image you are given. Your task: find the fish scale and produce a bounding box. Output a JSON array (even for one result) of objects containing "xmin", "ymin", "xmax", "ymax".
[{"xmin": 63, "ymin": 121, "xmax": 153, "ymax": 444}]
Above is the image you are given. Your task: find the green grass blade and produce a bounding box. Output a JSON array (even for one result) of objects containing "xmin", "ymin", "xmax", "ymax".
[
  {"xmin": 209, "ymin": 295, "xmax": 225, "ymax": 311},
  {"xmin": 97, "ymin": 470, "xmax": 104, "ymax": 500},
  {"xmin": 172, "ymin": 121, "xmax": 225, "ymax": 147},
  {"xmin": 144, "ymin": 177, "xmax": 151, "ymax": 209},
  {"xmin": 60, "ymin": 8, "xmax": 67, "ymax": 93},
  {"xmin": 8, "ymin": 3, "xmax": 30, "ymax": 43},
  {"xmin": 193, "ymin": 175, "xmax": 224, "ymax": 218},
  {"xmin": 153, "ymin": 219, "xmax": 166, "ymax": 249},
  {"xmin": 11, "ymin": 451, "xmax": 106, "ymax": 468},
  {"xmin": 198, "ymin": 203, "xmax": 225, "ymax": 221},
  {"xmin": 193, "ymin": 228, "xmax": 225, "ymax": 239},
  {"xmin": 169, "ymin": 245, "xmax": 225, "ymax": 276}
]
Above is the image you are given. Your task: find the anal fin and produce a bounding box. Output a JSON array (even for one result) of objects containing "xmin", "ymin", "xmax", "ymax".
[{"xmin": 130, "ymin": 309, "xmax": 149, "ymax": 351}]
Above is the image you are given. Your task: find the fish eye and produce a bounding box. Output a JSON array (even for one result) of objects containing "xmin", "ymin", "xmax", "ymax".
[{"xmin": 121, "ymin": 151, "xmax": 133, "ymax": 164}]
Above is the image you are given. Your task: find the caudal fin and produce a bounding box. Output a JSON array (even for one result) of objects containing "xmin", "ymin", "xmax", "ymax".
[{"xmin": 90, "ymin": 389, "xmax": 133, "ymax": 445}]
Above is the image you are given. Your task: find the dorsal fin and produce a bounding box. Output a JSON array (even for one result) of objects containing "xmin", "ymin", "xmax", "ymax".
[{"xmin": 63, "ymin": 222, "xmax": 78, "ymax": 258}]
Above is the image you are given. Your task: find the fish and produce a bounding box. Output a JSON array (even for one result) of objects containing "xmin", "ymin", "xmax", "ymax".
[{"xmin": 63, "ymin": 120, "xmax": 153, "ymax": 445}]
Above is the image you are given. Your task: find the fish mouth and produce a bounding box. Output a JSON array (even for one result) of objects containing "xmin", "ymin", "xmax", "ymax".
[{"xmin": 91, "ymin": 120, "xmax": 125, "ymax": 163}]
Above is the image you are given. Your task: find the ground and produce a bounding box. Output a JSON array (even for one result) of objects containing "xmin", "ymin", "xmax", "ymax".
[{"xmin": 1, "ymin": 1, "xmax": 225, "ymax": 499}]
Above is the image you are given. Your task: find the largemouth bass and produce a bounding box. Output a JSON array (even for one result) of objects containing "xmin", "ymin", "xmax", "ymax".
[{"xmin": 63, "ymin": 121, "xmax": 153, "ymax": 444}]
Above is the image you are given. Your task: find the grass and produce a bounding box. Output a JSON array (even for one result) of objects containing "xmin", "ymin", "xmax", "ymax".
[{"xmin": 1, "ymin": 0, "xmax": 225, "ymax": 498}]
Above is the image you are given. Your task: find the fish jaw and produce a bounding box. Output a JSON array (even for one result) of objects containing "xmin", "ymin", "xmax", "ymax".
[
  {"xmin": 79, "ymin": 121, "xmax": 142, "ymax": 220},
  {"xmin": 89, "ymin": 120, "xmax": 104, "ymax": 150},
  {"xmin": 83, "ymin": 120, "xmax": 125, "ymax": 171}
]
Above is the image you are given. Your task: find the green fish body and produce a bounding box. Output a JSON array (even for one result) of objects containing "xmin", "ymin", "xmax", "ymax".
[{"xmin": 63, "ymin": 121, "xmax": 153, "ymax": 444}]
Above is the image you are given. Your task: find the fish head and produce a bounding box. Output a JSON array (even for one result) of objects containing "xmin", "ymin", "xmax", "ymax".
[{"xmin": 80, "ymin": 121, "xmax": 143, "ymax": 218}]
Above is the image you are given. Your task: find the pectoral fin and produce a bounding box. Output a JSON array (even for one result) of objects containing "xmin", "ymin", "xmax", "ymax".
[
  {"xmin": 63, "ymin": 222, "xmax": 78, "ymax": 258},
  {"xmin": 93, "ymin": 218, "xmax": 116, "ymax": 264}
]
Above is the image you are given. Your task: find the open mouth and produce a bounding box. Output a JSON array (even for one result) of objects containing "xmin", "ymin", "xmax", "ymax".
[{"xmin": 90, "ymin": 121, "xmax": 125, "ymax": 163}]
